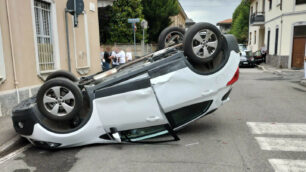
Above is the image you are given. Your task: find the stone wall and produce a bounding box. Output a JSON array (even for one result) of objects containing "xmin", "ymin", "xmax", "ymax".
[
  {"xmin": 0, "ymin": 86, "xmax": 40, "ymax": 117},
  {"xmin": 101, "ymin": 44, "xmax": 158, "ymax": 58},
  {"xmin": 266, "ymin": 55, "xmax": 289, "ymax": 69}
]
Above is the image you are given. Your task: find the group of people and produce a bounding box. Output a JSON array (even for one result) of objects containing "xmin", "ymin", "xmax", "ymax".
[{"xmin": 100, "ymin": 47, "xmax": 133, "ymax": 71}]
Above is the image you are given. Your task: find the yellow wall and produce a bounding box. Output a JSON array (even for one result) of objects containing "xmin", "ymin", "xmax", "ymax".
[{"xmin": 0, "ymin": 0, "xmax": 101, "ymax": 92}]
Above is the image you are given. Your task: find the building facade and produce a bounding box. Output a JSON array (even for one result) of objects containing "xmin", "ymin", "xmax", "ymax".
[
  {"xmin": 170, "ymin": 2, "xmax": 188, "ymax": 28},
  {"xmin": 0, "ymin": 0, "xmax": 101, "ymax": 117},
  {"xmin": 249, "ymin": 0, "xmax": 306, "ymax": 69},
  {"xmin": 217, "ymin": 19, "xmax": 232, "ymax": 34}
]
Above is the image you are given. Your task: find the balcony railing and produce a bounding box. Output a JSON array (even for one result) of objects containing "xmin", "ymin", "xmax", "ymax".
[{"xmin": 250, "ymin": 12, "xmax": 265, "ymax": 26}]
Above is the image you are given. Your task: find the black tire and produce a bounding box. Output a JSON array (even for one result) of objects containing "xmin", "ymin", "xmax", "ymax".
[
  {"xmin": 36, "ymin": 78, "xmax": 83, "ymax": 121},
  {"xmin": 158, "ymin": 26, "xmax": 185, "ymax": 50},
  {"xmin": 46, "ymin": 70, "xmax": 79, "ymax": 82},
  {"xmin": 183, "ymin": 22, "xmax": 222, "ymax": 64}
]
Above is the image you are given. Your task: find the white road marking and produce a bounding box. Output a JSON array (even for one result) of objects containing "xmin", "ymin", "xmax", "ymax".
[
  {"xmin": 247, "ymin": 122, "xmax": 306, "ymax": 136},
  {"xmin": 185, "ymin": 142, "xmax": 199, "ymax": 147},
  {"xmin": 269, "ymin": 159, "xmax": 306, "ymax": 172},
  {"xmin": 0, "ymin": 144, "xmax": 31, "ymax": 165},
  {"xmin": 255, "ymin": 137, "xmax": 306, "ymax": 152}
]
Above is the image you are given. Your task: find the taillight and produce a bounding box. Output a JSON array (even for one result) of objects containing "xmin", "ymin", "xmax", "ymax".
[{"xmin": 227, "ymin": 68, "xmax": 239, "ymax": 86}]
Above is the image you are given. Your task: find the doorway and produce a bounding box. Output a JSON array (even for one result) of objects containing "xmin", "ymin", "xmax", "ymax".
[{"xmin": 292, "ymin": 25, "xmax": 306, "ymax": 69}]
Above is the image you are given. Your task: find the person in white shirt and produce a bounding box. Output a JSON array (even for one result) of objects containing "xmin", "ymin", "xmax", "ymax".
[
  {"xmin": 118, "ymin": 49, "xmax": 126, "ymax": 65},
  {"xmin": 110, "ymin": 48, "xmax": 119, "ymax": 68},
  {"xmin": 126, "ymin": 48, "xmax": 133, "ymax": 62}
]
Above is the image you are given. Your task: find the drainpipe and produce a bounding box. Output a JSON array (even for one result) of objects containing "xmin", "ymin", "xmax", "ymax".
[
  {"xmin": 65, "ymin": 9, "xmax": 72, "ymax": 72},
  {"xmin": 5, "ymin": 0, "xmax": 20, "ymax": 103},
  {"xmin": 279, "ymin": 15, "xmax": 283, "ymax": 68}
]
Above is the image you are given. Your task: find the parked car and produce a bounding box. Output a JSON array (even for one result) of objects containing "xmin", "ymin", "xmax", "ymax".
[
  {"xmin": 238, "ymin": 44, "xmax": 255, "ymax": 67},
  {"xmin": 12, "ymin": 23, "xmax": 240, "ymax": 149},
  {"xmin": 253, "ymin": 50, "xmax": 265, "ymax": 64}
]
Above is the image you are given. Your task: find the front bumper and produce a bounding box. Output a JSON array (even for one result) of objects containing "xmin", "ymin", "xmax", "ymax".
[{"xmin": 12, "ymin": 97, "xmax": 39, "ymax": 136}]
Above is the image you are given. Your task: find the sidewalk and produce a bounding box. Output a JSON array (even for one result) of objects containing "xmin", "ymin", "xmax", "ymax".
[
  {"xmin": 0, "ymin": 116, "xmax": 21, "ymax": 155},
  {"xmin": 257, "ymin": 64, "xmax": 306, "ymax": 87},
  {"xmin": 0, "ymin": 116, "xmax": 16, "ymax": 146}
]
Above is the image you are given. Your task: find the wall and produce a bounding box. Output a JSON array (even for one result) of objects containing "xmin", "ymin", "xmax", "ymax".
[
  {"xmin": 264, "ymin": 0, "xmax": 306, "ymax": 68},
  {"xmin": 0, "ymin": 0, "xmax": 101, "ymax": 117},
  {"xmin": 101, "ymin": 44, "xmax": 157, "ymax": 58}
]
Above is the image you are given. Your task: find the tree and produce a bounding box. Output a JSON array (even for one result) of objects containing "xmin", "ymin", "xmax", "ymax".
[
  {"xmin": 109, "ymin": 0, "xmax": 144, "ymax": 44},
  {"xmin": 230, "ymin": 0, "xmax": 250, "ymax": 43},
  {"xmin": 142, "ymin": 0, "xmax": 180, "ymax": 42},
  {"xmin": 98, "ymin": 6, "xmax": 113, "ymax": 44}
]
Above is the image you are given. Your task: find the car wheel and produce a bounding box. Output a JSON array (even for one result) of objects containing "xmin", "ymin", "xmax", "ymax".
[
  {"xmin": 158, "ymin": 26, "xmax": 185, "ymax": 50},
  {"xmin": 46, "ymin": 70, "xmax": 79, "ymax": 82},
  {"xmin": 183, "ymin": 22, "xmax": 222, "ymax": 64},
  {"xmin": 36, "ymin": 78, "xmax": 83, "ymax": 121}
]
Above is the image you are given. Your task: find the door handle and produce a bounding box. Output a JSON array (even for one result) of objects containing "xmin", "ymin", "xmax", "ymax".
[{"xmin": 146, "ymin": 116, "xmax": 161, "ymax": 122}]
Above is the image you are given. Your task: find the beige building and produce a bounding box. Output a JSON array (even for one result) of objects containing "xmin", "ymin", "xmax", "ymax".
[
  {"xmin": 0, "ymin": 0, "xmax": 101, "ymax": 116},
  {"xmin": 249, "ymin": 0, "xmax": 306, "ymax": 69},
  {"xmin": 217, "ymin": 19, "xmax": 232, "ymax": 34},
  {"xmin": 170, "ymin": 2, "xmax": 188, "ymax": 28}
]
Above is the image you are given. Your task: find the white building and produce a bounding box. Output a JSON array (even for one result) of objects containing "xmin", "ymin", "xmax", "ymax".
[
  {"xmin": 249, "ymin": 0, "xmax": 306, "ymax": 69},
  {"xmin": 97, "ymin": 0, "xmax": 115, "ymax": 7}
]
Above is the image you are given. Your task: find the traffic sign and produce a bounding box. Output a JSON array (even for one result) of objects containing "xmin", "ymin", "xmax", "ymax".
[{"xmin": 128, "ymin": 18, "xmax": 140, "ymax": 23}]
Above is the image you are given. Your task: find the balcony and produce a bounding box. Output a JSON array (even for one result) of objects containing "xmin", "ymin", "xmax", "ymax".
[{"xmin": 250, "ymin": 12, "xmax": 265, "ymax": 26}]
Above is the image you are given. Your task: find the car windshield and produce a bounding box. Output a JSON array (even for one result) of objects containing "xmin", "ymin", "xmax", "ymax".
[{"xmin": 239, "ymin": 44, "xmax": 247, "ymax": 52}]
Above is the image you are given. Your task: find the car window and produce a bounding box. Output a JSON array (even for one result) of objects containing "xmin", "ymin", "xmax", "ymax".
[{"xmin": 120, "ymin": 125, "xmax": 168, "ymax": 141}]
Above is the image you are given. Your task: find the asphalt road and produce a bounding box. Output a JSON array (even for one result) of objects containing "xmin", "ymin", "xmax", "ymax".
[{"xmin": 1, "ymin": 68, "xmax": 306, "ymax": 172}]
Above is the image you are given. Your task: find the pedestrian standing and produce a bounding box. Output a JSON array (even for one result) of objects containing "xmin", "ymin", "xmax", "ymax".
[
  {"xmin": 126, "ymin": 48, "xmax": 133, "ymax": 62},
  {"xmin": 111, "ymin": 47, "xmax": 119, "ymax": 68},
  {"xmin": 100, "ymin": 46, "xmax": 105, "ymax": 71},
  {"xmin": 103, "ymin": 47, "xmax": 111, "ymax": 71},
  {"xmin": 118, "ymin": 48, "xmax": 126, "ymax": 65},
  {"xmin": 261, "ymin": 45, "xmax": 267, "ymax": 63}
]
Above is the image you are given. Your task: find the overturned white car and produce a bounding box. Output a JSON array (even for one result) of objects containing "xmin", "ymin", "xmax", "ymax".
[{"xmin": 12, "ymin": 23, "xmax": 240, "ymax": 149}]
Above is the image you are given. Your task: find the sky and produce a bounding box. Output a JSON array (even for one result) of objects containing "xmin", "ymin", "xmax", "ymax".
[{"xmin": 179, "ymin": 0, "xmax": 241, "ymax": 25}]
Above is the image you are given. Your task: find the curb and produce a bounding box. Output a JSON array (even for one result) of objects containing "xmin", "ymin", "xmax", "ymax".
[{"xmin": 301, "ymin": 79, "xmax": 306, "ymax": 87}]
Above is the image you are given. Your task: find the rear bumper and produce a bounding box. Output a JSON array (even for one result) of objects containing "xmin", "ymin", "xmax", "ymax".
[{"xmin": 239, "ymin": 61, "xmax": 255, "ymax": 66}]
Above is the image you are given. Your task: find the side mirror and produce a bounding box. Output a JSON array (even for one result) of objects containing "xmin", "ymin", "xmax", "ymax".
[{"xmin": 110, "ymin": 128, "xmax": 121, "ymax": 143}]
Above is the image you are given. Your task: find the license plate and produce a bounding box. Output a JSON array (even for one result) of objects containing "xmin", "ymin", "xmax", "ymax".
[{"xmin": 243, "ymin": 62, "xmax": 248, "ymax": 64}]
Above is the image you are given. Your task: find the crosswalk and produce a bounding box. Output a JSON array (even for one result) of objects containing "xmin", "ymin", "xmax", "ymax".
[{"xmin": 247, "ymin": 122, "xmax": 306, "ymax": 172}]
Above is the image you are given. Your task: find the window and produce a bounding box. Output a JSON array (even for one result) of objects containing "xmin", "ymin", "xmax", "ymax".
[
  {"xmin": 256, "ymin": 2, "xmax": 258, "ymax": 13},
  {"xmin": 34, "ymin": 0, "xmax": 55, "ymax": 72},
  {"xmin": 249, "ymin": 32, "xmax": 252, "ymax": 45},
  {"xmin": 296, "ymin": 0, "xmax": 306, "ymax": 5},
  {"xmin": 254, "ymin": 31, "xmax": 257, "ymax": 44},
  {"xmin": 275, "ymin": 28, "xmax": 279, "ymax": 55},
  {"xmin": 0, "ymin": 24, "xmax": 6, "ymax": 82},
  {"xmin": 294, "ymin": 25, "xmax": 306, "ymax": 37},
  {"xmin": 269, "ymin": 0, "xmax": 272, "ymax": 10},
  {"xmin": 267, "ymin": 30, "xmax": 271, "ymax": 54}
]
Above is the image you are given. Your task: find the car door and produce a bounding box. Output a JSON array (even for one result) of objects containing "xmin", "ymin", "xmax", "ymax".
[{"xmin": 93, "ymin": 74, "xmax": 172, "ymax": 142}]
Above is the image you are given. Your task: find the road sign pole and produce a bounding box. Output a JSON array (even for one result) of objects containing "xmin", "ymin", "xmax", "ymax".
[{"xmin": 134, "ymin": 24, "xmax": 136, "ymax": 57}]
